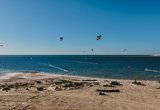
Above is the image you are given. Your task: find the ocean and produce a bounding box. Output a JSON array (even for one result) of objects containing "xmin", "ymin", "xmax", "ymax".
[{"xmin": 0, "ymin": 55, "xmax": 160, "ymax": 80}]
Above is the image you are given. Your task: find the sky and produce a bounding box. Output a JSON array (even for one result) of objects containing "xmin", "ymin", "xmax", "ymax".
[{"xmin": 0, "ymin": 0, "xmax": 160, "ymax": 55}]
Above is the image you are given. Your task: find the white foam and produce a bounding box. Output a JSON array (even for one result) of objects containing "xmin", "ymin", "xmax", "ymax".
[
  {"xmin": 0, "ymin": 72, "xmax": 24, "ymax": 79},
  {"xmin": 144, "ymin": 69, "xmax": 160, "ymax": 73},
  {"xmin": 48, "ymin": 64, "xmax": 68, "ymax": 72}
]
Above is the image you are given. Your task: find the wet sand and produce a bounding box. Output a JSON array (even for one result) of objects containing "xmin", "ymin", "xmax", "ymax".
[{"xmin": 0, "ymin": 72, "xmax": 160, "ymax": 110}]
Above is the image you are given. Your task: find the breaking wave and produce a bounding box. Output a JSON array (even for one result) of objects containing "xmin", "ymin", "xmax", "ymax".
[
  {"xmin": 144, "ymin": 69, "xmax": 160, "ymax": 73},
  {"xmin": 48, "ymin": 64, "xmax": 68, "ymax": 72}
]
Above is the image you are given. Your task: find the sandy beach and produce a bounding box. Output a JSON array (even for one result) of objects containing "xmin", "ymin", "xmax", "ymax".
[
  {"xmin": 1, "ymin": 0, "xmax": 160, "ymax": 109},
  {"xmin": 0, "ymin": 72, "xmax": 159, "ymax": 110}
]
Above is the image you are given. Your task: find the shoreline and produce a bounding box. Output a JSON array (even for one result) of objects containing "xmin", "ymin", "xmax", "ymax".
[{"xmin": 0, "ymin": 71, "xmax": 159, "ymax": 82}]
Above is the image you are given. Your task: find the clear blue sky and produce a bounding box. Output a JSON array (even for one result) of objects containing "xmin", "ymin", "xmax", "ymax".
[{"xmin": 0, "ymin": 0, "xmax": 160, "ymax": 55}]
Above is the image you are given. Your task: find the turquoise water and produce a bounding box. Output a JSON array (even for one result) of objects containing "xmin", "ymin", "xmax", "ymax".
[{"xmin": 0, "ymin": 55, "xmax": 160, "ymax": 80}]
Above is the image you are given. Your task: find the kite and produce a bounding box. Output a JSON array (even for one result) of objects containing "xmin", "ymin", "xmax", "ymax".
[{"xmin": 96, "ymin": 35, "xmax": 102, "ymax": 40}]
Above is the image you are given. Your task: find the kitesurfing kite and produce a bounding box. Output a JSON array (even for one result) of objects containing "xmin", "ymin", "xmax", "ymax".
[
  {"xmin": 96, "ymin": 35, "xmax": 102, "ymax": 40},
  {"xmin": 60, "ymin": 37, "xmax": 63, "ymax": 41}
]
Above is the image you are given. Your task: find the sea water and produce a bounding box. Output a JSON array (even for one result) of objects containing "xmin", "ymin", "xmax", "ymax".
[{"xmin": 0, "ymin": 55, "xmax": 160, "ymax": 80}]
